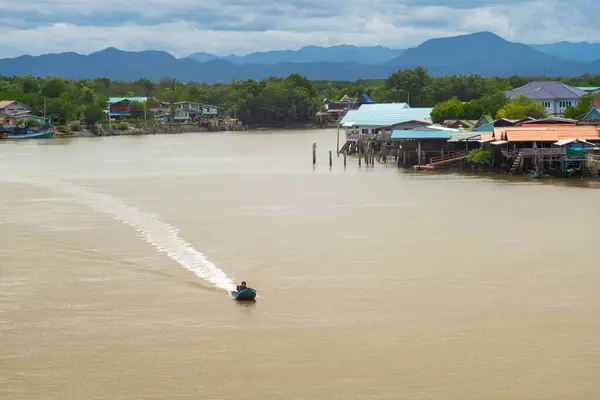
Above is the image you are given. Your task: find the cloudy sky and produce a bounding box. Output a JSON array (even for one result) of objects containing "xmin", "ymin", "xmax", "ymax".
[{"xmin": 0, "ymin": 0, "xmax": 597, "ymax": 58}]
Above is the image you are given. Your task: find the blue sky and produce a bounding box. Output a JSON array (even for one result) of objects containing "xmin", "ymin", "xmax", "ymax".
[{"xmin": 0, "ymin": 0, "xmax": 597, "ymax": 58}]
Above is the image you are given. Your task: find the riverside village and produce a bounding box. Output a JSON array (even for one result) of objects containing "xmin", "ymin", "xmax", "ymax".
[
  {"xmin": 331, "ymin": 82, "xmax": 600, "ymax": 179},
  {"xmin": 2, "ymin": 80, "xmax": 600, "ymax": 179}
]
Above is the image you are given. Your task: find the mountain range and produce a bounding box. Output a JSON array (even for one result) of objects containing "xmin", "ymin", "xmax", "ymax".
[
  {"xmin": 187, "ymin": 45, "xmax": 405, "ymax": 65},
  {"xmin": 1, "ymin": 32, "xmax": 599, "ymax": 83}
]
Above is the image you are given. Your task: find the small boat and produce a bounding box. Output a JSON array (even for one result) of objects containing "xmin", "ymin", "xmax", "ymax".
[
  {"xmin": 4, "ymin": 131, "xmax": 54, "ymax": 139},
  {"xmin": 528, "ymin": 171, "xmax": 544, "ymax": 179},
  {"xmin": 1, "ymin": 122, "xmax": 55, "ymax": 140},
  {"xmin": 231, "ymin": 287, "xmax": 257, "ymax": 301}
]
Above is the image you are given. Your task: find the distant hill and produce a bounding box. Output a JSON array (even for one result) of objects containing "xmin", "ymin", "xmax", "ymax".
[
  {"xmin": 1, "ymin": 32, "xmax": 599, "ymax": 83},
  {"xmin": 387, "ymin": 32, "xmax": 595, "ymax": 77},
  {"xmin": 186, "ymin": 45, "xmax": 404, "ymax": 65},
  {"xmin": 530, "ymin": 41, "xmax": 600, "ymax": 63}
]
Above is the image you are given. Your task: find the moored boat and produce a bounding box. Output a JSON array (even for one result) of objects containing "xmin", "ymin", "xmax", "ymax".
[
  {"xmin": 0, "ymin": 124, "xmax": 55, "ymax": 140},
  {"xmin": 5, "ymin": 130, "xmax": 55, "ymax": 139}
]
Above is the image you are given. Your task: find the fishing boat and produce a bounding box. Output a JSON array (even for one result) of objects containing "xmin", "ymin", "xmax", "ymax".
[
  {"xmin": 0, "ymin": 123, "xmax": 55, "ymax": 140},
  {"xmin": 231, "ymin": 287, "xmax": 257, "ymax": 301},
  {"xmin": 4, "ymin": 130, "xmax": 55, "ymax": 139}
]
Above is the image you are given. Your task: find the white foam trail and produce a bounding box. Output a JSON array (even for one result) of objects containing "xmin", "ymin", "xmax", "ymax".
[{"xmin": 4, "ymin": 173, "xmax": 237, "ymax": 292}]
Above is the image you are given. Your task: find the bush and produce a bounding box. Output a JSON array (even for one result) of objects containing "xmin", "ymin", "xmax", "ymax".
[
  {"xmin": 467, "ymin": 148, "xmax": 493, "ymax": 165},
  {"xmin": 57, "ymin": 125, "xmax": 72, "ymax": 132},
  {"xmin": 116, "ymin": 122, "xmax": 129, "ymax": 130},
  {"xmin": 70, "ymin": 121, "xmax": 82, "ymax": 131}
]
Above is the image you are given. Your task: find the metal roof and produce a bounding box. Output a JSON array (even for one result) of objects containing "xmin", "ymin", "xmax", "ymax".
[
  {"xmin": 505, "ymin": 81, "xmax": 586, "ymax": 100},
  {"xmin": 523, "ymin": 117, "xmax": 577, "ymax": 125},
  {"xmin": 582, "ymin": 108, "xmax": 600, "ymax": 121},
  {"xmin": 448, "ymin": 132, "xmax": 481, "ymax": 142},
  {"xmin": 494, "ymin": 126, "xmax": 600, "ymax": 142},
  {"xmin": 475, "ymin": 122, "xmax": 494, "ymax": 132},
  {"xmin": 107, "ymin": 97, "xmax": 148, "ymax": 104},
  {"xmin": 575, "ymin": 86, "xmax": 600, "ymax": 92},
  {"xmin": 339, "ymin": 103, "xmax": 429, "ymax": 128},
  {"xmin": 554, "ymin": 138, "xmax": 595, "ymax": 146},
  {"xmin": 0, "ymin": 101, "xmax": 16, "ymax": 108},
  {"xmin": 391, "ymin": 130, "xmax": 451, "ymax": 139}
]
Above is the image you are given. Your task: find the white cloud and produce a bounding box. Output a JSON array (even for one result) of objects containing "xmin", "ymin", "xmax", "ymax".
[{"xmin": 0, "ymin": 0, "xmax": 597, "ymax": 58}]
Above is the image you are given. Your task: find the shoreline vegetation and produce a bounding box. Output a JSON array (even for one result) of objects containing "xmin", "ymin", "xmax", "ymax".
[
  {"xmin": 2, "ymin": 69, "xmax": 600, "ymax": 180},
  {"xmin": 1, "ymin": 69, "xmax": 600, "ymax": 129}
]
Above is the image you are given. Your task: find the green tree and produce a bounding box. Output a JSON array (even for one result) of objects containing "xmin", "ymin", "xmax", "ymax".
[
  {"xmin": 128, "ymin": 101, "xmax": 146, "ymax": 119},
  {"xmin": 467, "ymin": 149, "xmax": 493, "ymax": 165},
  {"xmin": 83, "ymin": 105, "xmax": 105, "ymax": 124},
  {"xmin": 565, "ymin": 93, "xmax": 593, "ymax": 119},
  {"xmin": 41, "ymin": 79, "xmax": 69, "ymax": 98},
  {"xmin": 430, "ymin": 97, "xmax": 465, "ymax": 123},
  {"xmin": 496, "ymin": 95, "xmax": 546, "ymax": 119}
]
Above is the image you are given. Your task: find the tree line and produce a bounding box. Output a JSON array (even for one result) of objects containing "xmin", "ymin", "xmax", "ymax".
[{"xmin": 1, "ymin": 69, "xmax": 598, "ymax": 125}]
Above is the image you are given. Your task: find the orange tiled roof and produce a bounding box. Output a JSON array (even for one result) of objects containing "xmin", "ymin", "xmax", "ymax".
[{"xmin": 493, "ymin": 126, "xmax": 600, "ymax": 142}]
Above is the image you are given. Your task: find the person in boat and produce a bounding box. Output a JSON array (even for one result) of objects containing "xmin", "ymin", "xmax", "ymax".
[{"xmin": 236, "ymin": 281, "xmax": 247, "ymax": 291}]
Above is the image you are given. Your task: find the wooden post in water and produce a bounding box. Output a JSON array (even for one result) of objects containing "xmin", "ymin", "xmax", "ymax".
[
  {"xmin": 359, "ymin": 154, "xmax": 362, "ymax": 167},
  {"xmin": 312, "ymin": 142, "xmax": 316, "ymax": 165},
  {"xmin": 329, "ymin": 151, "xmax": 333, "ymax": 167},
  {"xmin": 344, "ymin": 152, "xmax": 347, "ymax": 168},
  {"xmin": 336, "ymin": 120, "xmax": 340, "ymax": 157}
]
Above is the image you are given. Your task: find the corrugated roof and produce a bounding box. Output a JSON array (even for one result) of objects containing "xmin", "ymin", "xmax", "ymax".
[
  {"xmin": 391, "ymin": 130, "xmax": 451, "ymax": 140},
  {"xmin": 448, "ymin": 132, "xmax": 481, "ymax": 142},
  {"xmin": 475, "ymin": 122, "xmax": 494, "ymax": 132},
  {"xmin": 523, "ymin": 117, "xmax": 577, "ymax": 125},
  {"xmin": 576, "ymin": 86, "xmax": 600, "ymax": 92},
  {"xmin": 0, "ymin": 101, "xmax": 16, "ymax": 108},
  {"xmin": 555, "ymin": 138, "xmax": 595, "ymax": 146},
  {"xmin": 582, "ymin": 108, "xmax": 600, "ymax": 121},
  {"xmin": 494, "ymin": 126, "xmax": 600, "ymax": 142},
  {"xmin": 108, "ymin": 97, "xmax": 148, "ymax": 104},
  {"xmin": 339, "ymin": 103, "xmax": 430, "ymax": 128},
  {"xmin": 505, "ymin": 81, "xmax": 586, "ymax": 100}
]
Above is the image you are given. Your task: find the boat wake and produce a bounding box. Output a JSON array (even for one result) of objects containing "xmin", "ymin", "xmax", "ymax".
[{"xmin": 3, "ymin": 173, "xmax": 236, "ymax": 292}]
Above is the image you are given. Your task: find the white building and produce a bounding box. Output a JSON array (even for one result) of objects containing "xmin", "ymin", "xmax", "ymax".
[
  {"xmin": 504, "ymin": 81, "xmax": 586, "ymax": 117},
  {"xmin": 0, "ymin": 100, "xmax": 33, "ymax": 116}
]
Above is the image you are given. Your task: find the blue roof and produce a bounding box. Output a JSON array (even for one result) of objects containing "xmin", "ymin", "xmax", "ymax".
[
  {"xmin": 361, "ymin": 94, "xmax": 373, "ymax": 103},
  {"xmin": 340, "ymin": 103, "xmax": 432, "ymax": 128},
  {"xmin": 582, "ymin": 108, "xmax": 600, "ymax": 120},
  {"xmin": 391, "ymin": 130, "xmax": 451, "ymax": 139},
  {"xmin": 575, "ymin": 86, "xmax": 600, "ymax": 92},
  {"xmin": 108, "ymin": 97, "xmax": 148, "ymax": 104},
  {"xmin": 475, "ymin": 122, "xmax": 494, "ymax": 132}
]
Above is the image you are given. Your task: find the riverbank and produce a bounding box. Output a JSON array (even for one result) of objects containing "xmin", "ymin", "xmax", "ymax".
[{"xmin": 54, "ymin": 121, "xmax": 329, "ymax": 138}]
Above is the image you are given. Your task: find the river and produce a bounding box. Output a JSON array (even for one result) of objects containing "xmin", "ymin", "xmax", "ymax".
[{"xmin": 1, "ymin": 129, "xmax": 599, "ymax": 399}]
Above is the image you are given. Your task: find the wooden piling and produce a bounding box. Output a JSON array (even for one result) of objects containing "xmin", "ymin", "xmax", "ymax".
[
  {"xmin": 329, "ymin": 151, "xmax": 332, "ymax": 167},
  {"xmin": 359, "ymin": 155, "xmax": 362, "ymax": 167},
  {"xmin": 312, "ymin": 142, "xmax": 316, "ymax": 165},
  {"xmin": 344, "ymin": 152, "xmax": 347, "ymax": 168}
]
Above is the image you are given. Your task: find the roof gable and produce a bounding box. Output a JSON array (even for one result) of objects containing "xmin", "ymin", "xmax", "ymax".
[{"xmin": 582, "ymin": 108, "xmax": 600, "ymax": 121}]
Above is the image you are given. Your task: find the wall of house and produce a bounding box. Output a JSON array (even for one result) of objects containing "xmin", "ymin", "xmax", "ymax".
[
  {"xmin": 178, "ymin": 103, "xmax": 201, "ymax": 111},
  {"xmin": 110, "ymin": 102, "xmax": 131, "ymax": 113},
  {"xmin": 539, "ymin": 99, "xmax": 577, "ymax": 116},
  {"xmin": 0, "ymin": 102, "xmax": 32, "ymax": 116},
  {"xmin": 593, "ymin": 95, "xmax": 600, "ymax": 108},
  {"xmin": 202, "ymin": 106, "xmax": 218, "ymax": 115}
]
